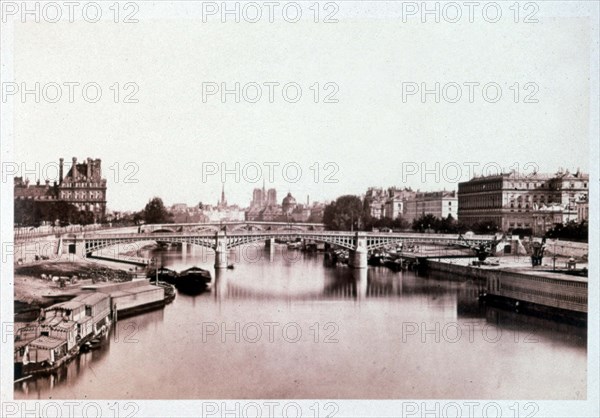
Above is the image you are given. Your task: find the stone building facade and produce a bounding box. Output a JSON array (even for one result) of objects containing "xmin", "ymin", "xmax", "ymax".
[
  {"xmin": 14, "ymin": 157, "xmax": 107, "ymax": 223},
  {"xmin": 402, "ymin": 190, "xmax": 458, "ymax": 224},
  {"xmin": 457, "ymin": 170, "xmax": 588, "ymax": 233}
]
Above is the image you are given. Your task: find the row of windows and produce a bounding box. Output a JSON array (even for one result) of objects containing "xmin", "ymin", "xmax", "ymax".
[
  {"xmin": 459, "ymin": 181, "xmax": 502, "ymax": 193},
  {"xmin": 458, "ymin": 195, "xmax": 502, "ymax": 209},
  {"xmin": 62, "ymin": 180, "xmax": 104, "ymax": 185},
  {"xmin": 62, "ymin": 191, "xmax": 104, "ymax": 200},
  {"xmin": 461, "ymin": 180, "xmax": 588, "ymax": 194}
]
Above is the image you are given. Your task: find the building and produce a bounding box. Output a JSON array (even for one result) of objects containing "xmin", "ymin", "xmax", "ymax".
[
  {"xmin": 14, "ymin": 157, "xmax": 107, "ymax": 223},
  {"xmin": 250, "ymin": 182, "xmax": 278, "ymax": 209},
  {"xmin": 266, "ymin": 188, "xmax": 277, "ymax": 206},
  {"xmin": 245, "ymin": 189, "xmax": 323, "ymax": 222},
  {"xmin": 171, "ymin": 203, "xmax": 189, "ymax": 213},
  {"xmin": 197, "ymin": 185, "xmax": 246, "ymax": 222},
  {"xmin": 282, "ymin": 192, "xmax": 297, "ymax": 214},
  {"xmin": 58, "ymin": 157, "xmax": 107, "ymax": 220},
  {"xmin": 457, "ymin": 169, "xmax": 589, "ymax": 233},
  {"xmin": 383, "ymin": 187, "xmax": 415, "ymax": 219},
  {"xmin": 577, "ymin": 200, "xmax": 589, "ymax": 222},
  {"xmin": 364, "ymin": 187, "xmax": 387, "ymax": 219},
  {"xmin": 402, "ymin": 190, "xmax": 458, "ymax": 224}
]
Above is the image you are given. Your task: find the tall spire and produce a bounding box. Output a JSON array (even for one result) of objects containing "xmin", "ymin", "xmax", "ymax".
[{"xmin": 220, "ymin": 183, "xmax": 226, "ymax": 207}]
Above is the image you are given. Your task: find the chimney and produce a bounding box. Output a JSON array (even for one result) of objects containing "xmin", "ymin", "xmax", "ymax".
[
  {"xmin": 72, "ymin": 157, "xmax": 78, "ymax": 178},
  {"xmin": 87, "ymin": 158, "xmax": 91, "ymax": 179},
  {"xmin": 59, "ymin": 158, "xmax": 64, "ymax": 184}
]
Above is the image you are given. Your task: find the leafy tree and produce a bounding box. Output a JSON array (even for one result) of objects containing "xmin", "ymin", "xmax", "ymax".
[
  {"xmin": 412, "ymin": 214, "xmax": 439, "ymax": 232},
  {"xmin": 131, "ymin": 211, "xmax": 144, "ymax": 225},
  {"xmin": 545, "ymin": 220, "xmax": 588, "ymax": 242},
  {"xmin": 470, "ymin": 220, "xmax": 499, "ymax": 234},
  {"xmin": 437, "ymin": 214, "xmax": 459, "ymax": 233},
  {"xmin": 142, "ymin": 197, "xmax": 173, "ymax": 224},
  {"xmin": 323, "ymin": 195, "xmax": 367, "ymax": 230},
  {"xmin": 14, "ymin": 199, "xmax": 81, "ymax": 226}
]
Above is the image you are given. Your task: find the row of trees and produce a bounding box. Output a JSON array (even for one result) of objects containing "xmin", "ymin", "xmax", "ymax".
[
  {"xmin": 15, "ymin": 197, "xmax": 176, "ymax": 227},
  {"xmin": 14, "ymin": 200, "xmax": 96, "ymax": 226},
  {"xmin": 545, "ymin": 220, "xmax": 588, "ymax": 242},
  {"xmin": 322, "ymin": 194, "xmax": 502, "ymax": 234},
  {"xmin": 111, "ymin": 197, "xmax": 174, "ymax": 226}
]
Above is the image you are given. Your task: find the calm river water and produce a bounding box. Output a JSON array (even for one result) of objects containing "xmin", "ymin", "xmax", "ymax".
[{"xmin": 16, "ymin": 245, "xmax": 586, "ymax": 399}]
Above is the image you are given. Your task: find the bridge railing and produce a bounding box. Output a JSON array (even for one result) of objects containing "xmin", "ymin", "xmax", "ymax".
[
  {"xmin": 14, "ymin": 224, "xmax": 112, "ymax": 241},
  {"xmin": 74, "ymin": 230, "xmax": 498, "ymax": 241}
]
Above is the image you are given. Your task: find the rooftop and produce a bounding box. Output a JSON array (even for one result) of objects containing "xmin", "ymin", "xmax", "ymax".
[
  {"xmin": 72, "ymin": 292, "xmax": 110, "ymax": 305},
  {"xmin": 29, "ymin": 336, "xmax": 66, "ymax": 349}
]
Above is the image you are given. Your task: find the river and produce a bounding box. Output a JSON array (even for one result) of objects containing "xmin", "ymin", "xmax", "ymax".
[{"xmin": 15, "ymin": 244, "xmax": 586, "ymax": 399}]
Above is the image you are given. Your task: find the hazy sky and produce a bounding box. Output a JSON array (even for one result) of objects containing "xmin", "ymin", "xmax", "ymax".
[{"xmin": 8, "ymin": 2, "xmax": 597, "ymax": 211}]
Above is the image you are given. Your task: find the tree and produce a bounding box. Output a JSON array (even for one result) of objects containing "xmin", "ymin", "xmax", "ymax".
[
  {"xmin": 14, "ymin": 199, "xmax": 80, "ymax": 226},
  {"xmin": 545, "ymin": 220, "xmax": 588, "ymax": 242},
  {"xmin": 323, "ymin": 195, "xmax": 367, "ymax": 230},
  {"xmin": 143, "ymin": 197, "xmax": 173, "ymax": 224},
  {"xmin": 412, "ymin": 214, "xmax": 439, "ymax": 232},
  {"xmin": 438, "ymin": 214, "xmax": 458, "ymax": 233},
  {"xmin": 471, "ymin": 220, "xmax": 499, "ymax": 234}
]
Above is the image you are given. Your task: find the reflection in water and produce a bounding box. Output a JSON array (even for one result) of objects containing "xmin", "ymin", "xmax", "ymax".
[{"xmin": 15, "ymin": 244, "xmax": 586, "ymax": 400}]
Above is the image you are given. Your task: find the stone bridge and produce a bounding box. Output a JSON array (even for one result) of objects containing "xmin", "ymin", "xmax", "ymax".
[
  {"xmin": 61, "ymin": 230, "xmax": 497, "ymax": 269},
  {"xmin": 140, "ymin": 221, "xmax": 326, "ymax": 234}
]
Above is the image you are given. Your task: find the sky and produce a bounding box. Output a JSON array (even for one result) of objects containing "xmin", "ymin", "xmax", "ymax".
[{"xmin": 6, "ymin": 2, "xmax": 597, "ymax": 211}]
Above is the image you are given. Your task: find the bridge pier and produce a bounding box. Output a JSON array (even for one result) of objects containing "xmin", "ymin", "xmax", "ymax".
[
  {"xmin": 182, "ymin": 242, "xmax": 188, "ymax": 260},
  {"xmin": 349, "ymin": 233, "xmax": 368, "ymax": 268},
  {"xmin": 214, "ymin": 268, "xmax": 227, "ymax": 302},
  {"xmin": 214, "ymin": 232, "xmax": 228, "ymax": 269},
  {"xmin": 265, "ymin": 238, "xmax": 275, "ymax": 249},
  {"xmin": 353, "ymin": 268, "xmax": 368, "ymax": 300},
  {"xmin": 62, "ymin": 236, "xmax": 87, "ymax": 258},
  {"xmin": 266, "ymin": 238, "xmax": 275, "ymax": 261}
]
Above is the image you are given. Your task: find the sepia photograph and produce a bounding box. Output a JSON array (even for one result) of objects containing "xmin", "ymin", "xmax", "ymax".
[{"xmin": 1, "ymin": 1, "xmax": 598, "ymax": 417}]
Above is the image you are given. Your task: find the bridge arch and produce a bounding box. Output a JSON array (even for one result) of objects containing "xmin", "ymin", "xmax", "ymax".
[
  {"xmin": 225, "ymin": 233, "xmax": 357, "ymax": 251},
  {"xmin": 190, "ymin": 225, "xmax": 220, "ymax": 233},
  {"xmin": 228, "ymin": 223, "xmax": 264, "ymax": 232},
  {"xmin": 84, "ymin": 236, "xmax": 217, "ymax": 255},
  {"xmin": 151, "ymin": 228, "xmax": 176, "ymax": 233}
]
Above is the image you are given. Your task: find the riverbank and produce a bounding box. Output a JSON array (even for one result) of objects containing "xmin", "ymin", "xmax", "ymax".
[
  {"xmin": 426, "ymin": 256, "xmax": 588, "ymax": 322},
  {"xmin": 14, "ymin": 255, "xmax": 140, "ymax": 320}
]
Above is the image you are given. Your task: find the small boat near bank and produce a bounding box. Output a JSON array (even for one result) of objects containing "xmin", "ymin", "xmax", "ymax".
[
  {"xmin": 147, "ymin": 266, "xmax": 178, "ymax": 284},
  {"xmin": 176, "ymin": 266, "xmax": 212, "ymax": 294},
  {"xmin": 147, "ymin": 266, "xmax": 212, "ymax": 294}
]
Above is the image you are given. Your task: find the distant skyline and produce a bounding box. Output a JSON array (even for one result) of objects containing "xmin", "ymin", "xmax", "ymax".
[
  {"xmin": 11, "ymin": 158, "xmax": 590, "ymax": 212},
  {"xmin": 10, "ymin": 3, "xmax": 595, "ymax": 211}
]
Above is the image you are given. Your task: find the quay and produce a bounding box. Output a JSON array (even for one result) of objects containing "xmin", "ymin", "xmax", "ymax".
[{"xmin": 425, "ymin": 258, "xmax": 587, "ymax": 323}]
